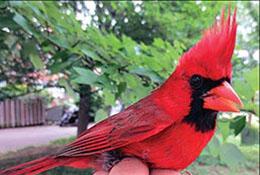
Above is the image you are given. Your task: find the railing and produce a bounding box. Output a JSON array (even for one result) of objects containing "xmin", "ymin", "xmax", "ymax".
[{"xmin": 0, "ymin": 98, "xmax": 45, "ymax": 128}]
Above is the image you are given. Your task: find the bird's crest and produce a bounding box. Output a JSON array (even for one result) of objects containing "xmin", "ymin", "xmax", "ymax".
[{"xmin": 177, "ymin": 8, "xmax": 237, "ymax": 80}]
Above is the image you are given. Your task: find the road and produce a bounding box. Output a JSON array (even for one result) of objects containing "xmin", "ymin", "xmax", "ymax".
[{"xmin": 0, "ymin": 125, "xmax": 77, "ymax": 153}]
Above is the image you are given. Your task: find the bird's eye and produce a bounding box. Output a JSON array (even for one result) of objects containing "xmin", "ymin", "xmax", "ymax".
[{"xmin": 190, "ymin": 75, "xmax": 203, "ymax": 89}]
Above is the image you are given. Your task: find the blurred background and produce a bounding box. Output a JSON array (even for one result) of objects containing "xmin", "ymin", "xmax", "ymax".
[{"xmin": 0, "ymin": 1, "xmax": 259, "ymax": 175}]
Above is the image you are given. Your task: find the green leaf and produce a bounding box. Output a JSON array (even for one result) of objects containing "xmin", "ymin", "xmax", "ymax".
[
  {"xmin": 50, "ymin": 57, "xmax": 77, "ymax": 74},
  {"xmin": 58, "ymin": 78, "xmax": 75, "ymax": 97},
  {"xmin": 0, "ymin": 1, "xmax": 8, "ymax": 8},
  {"xmin": 29, "ymin": 54, "xmax": 44, "ymax": 69},
  {"xmin": 229, "ymin": 115, "xmax": 246, "ymax": 136},
  {"xmin": 244, "ymin": 66, "xmax": 259, "ymax": 92},
  {"xmin": 81, "ymin": 48, "xmax": 101, "ymax": 61},
  {"xmin": 74, "ymin": 67, "xmax": 97, "ymax": 77},
  {"xmin": 219, "ymin": 143, "xmax": 245, "ymax": 168},
  {"xmin": 124, "ymin": 74, "xmax": 139, "ymax": 88},
  {"xmin": 3, "ymin": 35, "xmax": 17, "ymax": 48},
  {"xmin": 153, "ymin": 38, "xmax": 165, "ymax": 48},
  {"xmin": 233, "ymin": 78, "xmax": 254, "ymax": 100},
  {"xmin": 13, "ymin": 13, "xmax": 33, "ymax": 35},
  {"xmin": 47, "ymin": 35, "xmax": 69, "ymax": 49},
  {"xmin": 116, "ymin": 82, "xmax": 127, "ymax": 98},
  {"xmin": 22, "ymin": 41, "xmax": 36, "ymax": 57},
  {"xmin": 253, "ymin": 103, "xmax": 259, "ymax": 116},
  {"xmin": 207, "ymin": 136, "xmax": 221, "ymax": 157},
  {"xmin": 95, "ymin": 109, "xmax": 107, "ymax": 122},
  {"xmin": 129, "ymin": 67, "xmax": 163, "ymax": 83},
  {"xmin": 97, "ymin": 74, "xmax": 114, "ymax": 90},
  {"xmin": 0, "ymin": 14, "xmax": 20, "ymax": 29},
  {"xmin": 103, "ymin": 89, "xmax": 115, "ymax": 105},
  {"xmin": 72, "ymin": 67, "xmax": 98, "ymax": 85},
  {"xmin": 217, "ymin": 119, "xmax": 230, "ymax": 141}
]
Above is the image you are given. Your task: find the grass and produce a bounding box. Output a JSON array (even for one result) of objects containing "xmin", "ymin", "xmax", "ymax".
[
  {"xmin": 42, "ymin": 168, "xmax": 92, "ymax": 175},
  {"xmin": 50, "ymin": 136, "xmax": 76, "ymax": 145},
  {"xmin": 0, "ymin": 144, "xmax": 93, "ymax": 175},
  {"xmin": 0, "ymin": 137, "xmax": 259, "ymax": 175}
]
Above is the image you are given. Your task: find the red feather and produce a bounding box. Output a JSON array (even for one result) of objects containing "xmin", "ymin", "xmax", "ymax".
[{"xmin": 174, "ymin": 8, "xmax": 237, "ymax": 81}]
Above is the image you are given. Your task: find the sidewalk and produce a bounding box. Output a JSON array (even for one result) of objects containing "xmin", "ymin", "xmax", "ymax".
[{"xmin": 0, "ymin": 125, "xmax": 77, "ymax": 153}]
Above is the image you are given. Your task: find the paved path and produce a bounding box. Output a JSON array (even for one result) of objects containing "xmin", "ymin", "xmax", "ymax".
[{"xmin": 0, "ymin": 126, "xmax": 77, "ymax": 153}]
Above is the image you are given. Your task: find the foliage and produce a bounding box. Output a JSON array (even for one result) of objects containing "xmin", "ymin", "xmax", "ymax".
[
  {"xmin": 233, "ymin": 66, "xmax": 259, "ymax": 116},
  {"xmin": 1, "ymin": 1, "xmax": 184, "ymax": 117},
  {"xmin": 241, "ymin": 125, "xmax": 259, "ymax": 145},
  {"xmin": 92, "ymin": 1, "xmax": 225, "ymax": 46}
]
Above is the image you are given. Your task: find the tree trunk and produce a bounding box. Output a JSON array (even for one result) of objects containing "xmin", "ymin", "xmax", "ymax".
[{"xmin": 77, "ymin": 85, "xmax": 91, "ymax": 136}]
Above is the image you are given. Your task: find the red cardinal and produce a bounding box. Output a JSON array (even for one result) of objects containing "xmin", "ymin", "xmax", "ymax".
[{"xmin": 1, "ymin": 9, "xmax": 242, "ymax": 175}]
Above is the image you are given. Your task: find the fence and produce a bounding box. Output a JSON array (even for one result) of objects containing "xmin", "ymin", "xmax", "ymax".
[{"xmin": 0, "ymin": 98, "xmax": 45, "ymax": 128}]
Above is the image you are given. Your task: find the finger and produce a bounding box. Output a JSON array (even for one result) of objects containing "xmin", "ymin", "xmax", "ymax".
[
  {"xmin": 93, "ymin": 171, "xmax": 108, "ymax": 175},
  {"xmin": 151, "ymin": 169, "xmax": 181, "ymax": 175},
  {"xmin": 109, "ymin": 157, "xmax": 149, "ymax": 175}
]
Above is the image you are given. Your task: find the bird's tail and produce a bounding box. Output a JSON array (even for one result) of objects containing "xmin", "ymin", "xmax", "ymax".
[{"xmin": 0, "ymin": 156, "xmax": 67, "ymax": 175}]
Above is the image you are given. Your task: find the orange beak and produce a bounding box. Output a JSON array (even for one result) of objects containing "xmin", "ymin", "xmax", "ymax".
[{"xmin": 203, "ymin": 81, "xmax": 243, "ymax": 112}]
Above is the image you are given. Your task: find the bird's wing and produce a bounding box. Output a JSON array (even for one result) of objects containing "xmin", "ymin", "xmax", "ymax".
[{"xmin": 56, "ymin": 97, "xmax": 174, "ymax": 157}]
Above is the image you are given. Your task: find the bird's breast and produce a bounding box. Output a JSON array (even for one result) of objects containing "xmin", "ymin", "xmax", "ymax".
[{"xmin": 121, "ymin": 122, "xmax": 215, "ymax": 170}]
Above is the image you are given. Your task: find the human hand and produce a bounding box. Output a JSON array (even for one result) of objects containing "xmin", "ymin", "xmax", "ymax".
[{"xmin": 94, "ymin": 157, "xmax": 181, "ymax": 175}]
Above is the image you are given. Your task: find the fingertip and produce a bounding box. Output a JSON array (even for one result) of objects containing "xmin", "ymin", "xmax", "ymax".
[{"xmin": 109, "ymin": 157, "xmax": 149, "ymax": 175}]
